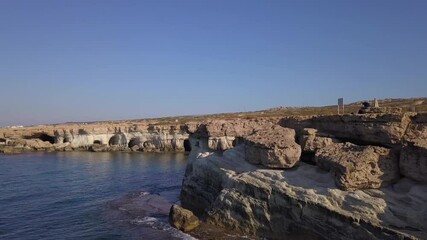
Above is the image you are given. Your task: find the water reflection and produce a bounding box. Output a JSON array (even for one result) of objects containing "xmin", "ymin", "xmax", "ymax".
[{"xmin": 0, "ymin": 152, "xmax": 189, "ymax": 240}]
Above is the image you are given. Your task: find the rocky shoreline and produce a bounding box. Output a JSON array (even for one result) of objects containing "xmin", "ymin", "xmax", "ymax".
[
  {"xmin": 180, "ymin": 113, "xmax": 427, "ymax": 239},
  {"xmin": 1, "ymin": 113, "xmax": 427, "ymax": 239}
]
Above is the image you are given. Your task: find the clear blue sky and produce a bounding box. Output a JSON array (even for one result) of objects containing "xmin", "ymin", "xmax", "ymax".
[{"xmin": 0, "ymin": 0, "xmax": 426, "ymax": 126}]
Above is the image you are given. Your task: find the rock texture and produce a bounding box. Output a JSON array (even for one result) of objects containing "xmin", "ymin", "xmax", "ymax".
[
  {"xmin": 400, "ymin": 113, "xmax": 427, "ymax": 183},
  {"xmin": 0, "ymin": 122, "xmax": 190, "ymax": 153},
  {"xmin": 180, "ymin": 113, "xmax": 427, "ymax": 239},
  {"xmin": 280, "ymin": 113, "xmax": 412, "ymax": 147},
  {"xmin": 299, "ymin": 128, "xmax": 338, "ymax": 152},
  {"xmin": 315, "ymin": 142, "xmax": 399, "ymax": 190},
  {"xmin": 2, "ymin": 108, "xmax": 427, "ymax": 239},
  {"xmin": 181, "ymin": 145, "xmax": 427, "ymax": 240},
  {"xmin": 169, "ymin": 204, "xmax": 200, "ymax": 232},
  {"xmin": 243, "ymin": 126, "xmax": 302, "ymax": 168},
  {"xmin": 186, "ymin": 119, "xmax": 278, "ymax": 151}
]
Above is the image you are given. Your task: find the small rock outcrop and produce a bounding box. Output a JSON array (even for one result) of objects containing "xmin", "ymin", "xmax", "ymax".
[
  {"xmin": 89, "ymin": 144, "xmax": 109, "ymax": 152},
  {"xmin": 315, "ymin": 142, "xmax": 399, "ymax": 190},
  {"xmin": 169, "ymin": 204, "xmax": 200, "ymax": 232},
  {"xmin": 243, "ymin": 126, "xmax": 301, "ymax": 169}
]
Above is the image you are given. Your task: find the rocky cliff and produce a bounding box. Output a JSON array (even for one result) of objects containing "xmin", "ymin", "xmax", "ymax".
[
  {"xmin": 180, "ymin": 113, "xmax": 427, "ymax": 239},
  {"xmin": 2, "ymin": 112, "xmax": 427, "ymax": 239},
  {"xmin": 0, "ymin": 122, "xmax": 191, "ymax": 153}
]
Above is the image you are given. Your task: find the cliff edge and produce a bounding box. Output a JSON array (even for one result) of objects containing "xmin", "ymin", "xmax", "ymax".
[{"xmin": 180, "ymin": 113, "xmax": 427, "ymax": 239}]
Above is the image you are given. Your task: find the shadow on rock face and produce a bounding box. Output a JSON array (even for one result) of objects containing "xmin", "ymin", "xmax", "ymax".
[{"xmin": 109, "ymin": 133, "xmax": 127, "ymax": 146}]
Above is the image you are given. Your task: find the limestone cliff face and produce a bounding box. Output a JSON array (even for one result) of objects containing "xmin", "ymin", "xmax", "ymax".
[
  {"xmin": 280, "ymin": 113, "xmax": 413, "ymax": 147},
  {"xmin": 0, "ymin": 122, "xmax": 190, "ymax": 153},
  {"xmin": 181, "ymin": 145, "xmax": 427, "ymax": 240},
  {"xmin": 53, "ymin": 126, "xmax": 189, "ymax": 152},
  {"xmin": 180, "ymin": 113, "xmax": 427, "ymax": 239},
  {"xmin": 185, "ymin": 118, "xmax": 278, "ymax": 152}
]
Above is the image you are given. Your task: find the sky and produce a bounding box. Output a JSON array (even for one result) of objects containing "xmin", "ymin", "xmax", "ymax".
[{"xmin": 0, "ymin": 0, "xmax": 426, "ymax": 126}]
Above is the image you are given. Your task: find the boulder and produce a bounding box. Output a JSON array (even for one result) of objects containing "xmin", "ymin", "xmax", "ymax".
[
  {"xmin": 315, "ymin": 143, "xmax": 399, "ymax": 190},
  {"xmin": 130, "ymin": 144, "xmax": 140, "ymax": 152},
  {"xmin": 169, "ymin": 204, "xmax": 200, "ymax": 232},
  {"xmin": 244, "ymin": 126, "xmax": 301, "ymax": 168},
  {"xmin": 53, "ymin": 142, "xmax": 71, "ymax": 151},
  {"xmin": 24, "ymin": 139, "xmax": 53, "ymax": 150},
  {"xmin": 299, "ymin": 128, "xmax": 338, "ymax": 152},
  {"xmin": 89, "ymin": 144, "xmax": 109, "ymax": 152},
  {"xmin": 208, "ymin": 136, "xmax": 235, "ymax": 151}
]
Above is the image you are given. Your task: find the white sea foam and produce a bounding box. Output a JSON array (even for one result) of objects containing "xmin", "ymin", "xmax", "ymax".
[{"xmin": 131, "ymin": 216, "xmax": 197, "ymax": 240}]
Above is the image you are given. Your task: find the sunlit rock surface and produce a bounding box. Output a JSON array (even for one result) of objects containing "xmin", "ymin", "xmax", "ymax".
[{"xmin": 181, "ymin": 145, "xmax": 427, "ymax": 240}]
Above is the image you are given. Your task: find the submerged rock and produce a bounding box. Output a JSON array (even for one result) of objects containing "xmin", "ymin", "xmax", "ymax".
[{"xmin": 169, "ymin": 204, "xmax": 200, "ymax": 232}]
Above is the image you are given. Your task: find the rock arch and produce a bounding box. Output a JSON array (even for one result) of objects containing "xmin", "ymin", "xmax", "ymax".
[{"xmin": 128, "ymin": 138, "xmax": 142, "ymax": 148}]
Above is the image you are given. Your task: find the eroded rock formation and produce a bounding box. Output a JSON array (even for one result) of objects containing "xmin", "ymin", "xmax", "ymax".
[
  {"xmin": 181, "ymin": 145, "xmax": 427, "ymax": 240},
  {"xmin": 1, "ymin": 111, "xmax": 427, "ymax": 239},
  {"xmin": 169, "ymin": 204, "xmax": 200, "ymax": 232},
  {"xmin": 180, "ymin": 112, "xmax": 427, "ymax": 239},
  {"xmin": 244, "ymin": 126, "xmax": 301, "ymax": 168},
  {"xmin": 315, "ymin": 142, "xmax": 399, "ymax": 190}
]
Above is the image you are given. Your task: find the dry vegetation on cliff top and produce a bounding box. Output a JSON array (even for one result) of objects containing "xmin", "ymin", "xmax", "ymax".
[
  {"xmin": 144, "ymin": 97, "xmax": 427, "ymax": 125},
  {"xmin": 10, "ymin": 97, "xmax": 427, "ymax": 128}
]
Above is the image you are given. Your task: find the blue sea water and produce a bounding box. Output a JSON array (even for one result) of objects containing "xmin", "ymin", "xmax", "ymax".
[{"xmin": 0, "ymin": 152, "xmax": 193, "ymax": 240}]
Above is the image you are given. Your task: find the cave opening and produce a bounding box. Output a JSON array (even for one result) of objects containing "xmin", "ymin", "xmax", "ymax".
[
  {"xmin": 39, "ymin": 134, "xmax": 55, "ymax": 144},
  {"xmin": 184, "ymin": 139, "xmax": 191, "ymax": 152},
  {"xmin": 109, "ymin": 133, "xmax": 127, "ymax": 146},
  {"xmin": 93, "ymin": 140, "xmax": 102, "ymax": 145},
  {"xmin": 128, "ymin": 138, "xmax": 141, "ymax": 148},
  {"xmin": 300, "ymin": 151, "xmax": 316, "ymax": 165},
  {"xmin": 23, "ymin": 133, "xmax": 59, "ymax": 144}
]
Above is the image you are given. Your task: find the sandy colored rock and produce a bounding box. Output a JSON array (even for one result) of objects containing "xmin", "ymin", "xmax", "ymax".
[
  {"xmin": 185, "ymin": 119, "xmax": 278, "ymax": 151},
  {"xmin": 208, "ymin": 136, "xmax": 235, "ymax": 151},
  {"xmin": 0, "ymin": 146, "xmax": 25, "ymax": 154},
  {"xmin": 24, "ymin": 139, "xmax": 53, "ymax": 150},
  {"xmin": 281, "ymin": 113, "xmax": 412, "ymax": 147},
  {"xmin": 169, "ymin": 204, "xmax": 200, "ymax": 232},
  {"xmin": 315, "ymin": 142, "xmax": 399, "ymax": 190},
  {"xmin": 299, "ymin": 128, "xmax": 338, "ymax": 152},
  {"xmin": 89, "ymin": 144, "xmax": 109, "ymax": 152},
  {"xmin": 181, "ymin": 145, "xmax": 427, "ymax": 240},
  {"xmin": 244, "ymin": 126, "xmax": 301, "ymax": 169}
]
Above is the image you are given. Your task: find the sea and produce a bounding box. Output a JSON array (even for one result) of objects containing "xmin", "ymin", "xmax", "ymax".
[{"xmin": 0, "ymin": 151, "xmax": 196, "ymax": 240}]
